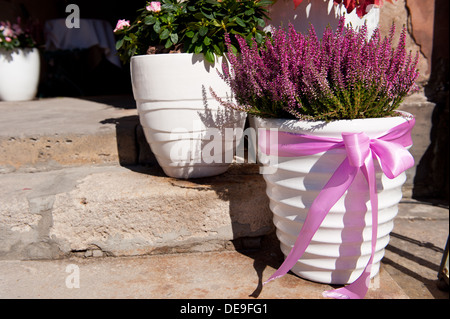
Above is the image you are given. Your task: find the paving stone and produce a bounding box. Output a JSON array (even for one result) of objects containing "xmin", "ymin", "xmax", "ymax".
[{"xmin": 0, "ymin": 249, "xmax": 409, "ymax": 299}]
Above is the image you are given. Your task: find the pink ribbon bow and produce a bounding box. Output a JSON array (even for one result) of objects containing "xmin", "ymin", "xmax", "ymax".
[{"xmin": 259, "ymin": 117, "xmax": 415, "ymax": 299}]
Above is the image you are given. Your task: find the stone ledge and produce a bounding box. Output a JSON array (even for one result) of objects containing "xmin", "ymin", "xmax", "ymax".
[
  {"xmin": 0, "ymin": 164, "xmax": 273, "ymax": 260},
  {"xmin": 0, "ymin": 96, "xmax": 140, "ymax": 173}
]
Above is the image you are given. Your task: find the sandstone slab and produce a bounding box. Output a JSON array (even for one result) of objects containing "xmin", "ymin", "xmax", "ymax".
[{"xmin": 0, "ymin": 164, "xmax": 273, "ymax": 260}]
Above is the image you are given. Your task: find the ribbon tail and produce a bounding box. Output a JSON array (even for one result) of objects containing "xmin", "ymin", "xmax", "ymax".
[
  {"xmin": 264, "ymin": 159, "xmax": 358, "ymax": 285},
  {"xmin": 323, "ymin": 154, "xmax": 378, "ymax": 299}
]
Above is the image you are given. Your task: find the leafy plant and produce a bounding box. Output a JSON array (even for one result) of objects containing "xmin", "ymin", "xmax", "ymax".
[
  {"xmin": 0, "ymin": 19, "xmax": 36, "ymax": 50},
  {"xmin": 214, "ymin": 17, "xmax": 420, "ymax": 121},
  {"xmin": 114, "ymin": 0, "xmax": 273, "ymax": 63}
]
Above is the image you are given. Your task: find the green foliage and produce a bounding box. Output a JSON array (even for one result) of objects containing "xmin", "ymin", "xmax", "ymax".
[
  {"xmin": 114, "ymin": 0, "xmax": 273, "ymax": 63},
  {"xmin": 0, "ymin": 19, "xmax": 36, "ymax": 50}
]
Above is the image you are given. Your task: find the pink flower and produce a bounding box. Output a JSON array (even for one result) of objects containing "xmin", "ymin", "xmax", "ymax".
[
  {"xmin": 5, "ymin": 37, "xmax": 12, "ymax": 42},
  {"xmin": 2, "ymin": 26, "xmax": 14, "ymax": 37},
  {"xmin": 146, "ymin": 2, "xmax": 161, "ymax": 12},
  {"xmin": 114, "ymin": 19, "xmax": 130, "ymax": 32}
]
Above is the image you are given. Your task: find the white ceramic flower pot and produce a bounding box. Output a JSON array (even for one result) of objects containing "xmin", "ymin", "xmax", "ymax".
[
  {"xmin": 131, "ymin": 53, "xmax": 246, "ymax": 179},
  {"xmin": 254, "ymin": 114, "xmax": 411, "ymax": 284},
  {"xmin": 266, "ymin": 0, "xmax": 380, "ymax": 38},
  {"xmin": 0, "ymin": 48, "xmax": 40, "ymax": 101}
]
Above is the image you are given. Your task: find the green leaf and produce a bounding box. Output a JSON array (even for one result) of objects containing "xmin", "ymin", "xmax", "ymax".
[
  {"xmin": 256, "ymin": 0, "xmax": 275, "ymax": 7},
  {"xmin": 212, "ymin": 19, "xmax": 222, "ymax": 28},
  {"xmin": 201, "ymin": 10, "xmax": 214, "ymax": 20},
  {"xmin": 160, "ymin": 28, "xmax": 170, "ymax": 40},
  {"xmin": 257, "ymin": 18, "xmax": 266, "ymax": 28},
  {"xmin": 245, "ymin": 8, "xmax": 255, "ymax": 16},
  {"xmin": 153, "ymin": 20, "xmax": 161, "ymax": 33},
  {"xmin": 235, "ymin": 17, "xmax": 246, "ymax": 28},
  {"xmin": 204, "ymin": 50, "xmax": 215, "ymax": 63},
  {"xmin": 229, "ymin": 44, "xmax": 238, "ymax": 55},
  {"xmin": 144, "ymin": 16, "xmax": 156, "ymax": 25},
  {"xmin": 194, "ymin": 44, "xmax": 203, "ymax": 54},
  {"xmin": 186, "ymin": 30, "xmax": 195, "ymax": 38},
  {"xmin": 203, "ymin": 36, "xmax": 211, "ymax": 46},
  {"xmin": 255, "ymin": 32, "xmax": 263, "ymax": 43},
  {"xmin": 213, "ymin": 44, "xmax": 222, "ymax": 55},
  {"xmin": 199, "ymin": 26, "xmax": 208, "ymax": 37},
  {"xmin": 191, "ymin": 32, "xmax": 199, "ymax": 43},
  {"xmin": 165, "ymin": 38, "xmax": 173, "ymax": 49},
  {"xmin": 115, "ymin": 38, "xmax": 124, "ymax": 50},
  {"xmin": 194, "ymin": 13, "xmax": 204, "ymax": 20},
  {"xmin": 170, "ymin": 33, "xmax": 178, "ymax": 44}
]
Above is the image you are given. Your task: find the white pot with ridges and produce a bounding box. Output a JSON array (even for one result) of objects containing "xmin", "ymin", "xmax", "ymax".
[{"xmin": 254, "ymin": 113, "xmax": 413, "ymax": 284}]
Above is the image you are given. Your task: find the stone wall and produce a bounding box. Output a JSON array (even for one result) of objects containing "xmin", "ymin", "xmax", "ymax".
[{"xmin": 379, "ymin": 0, "xmax": 435, "ymax": 86}]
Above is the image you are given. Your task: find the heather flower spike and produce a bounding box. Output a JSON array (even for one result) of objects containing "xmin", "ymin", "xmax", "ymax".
[{"xmin": 217, "ymin": 17, "xmax": 420, "ymax": 121}]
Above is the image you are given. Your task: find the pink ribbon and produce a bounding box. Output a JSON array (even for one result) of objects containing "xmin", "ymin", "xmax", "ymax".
[{"xmin": 259, "ymin": 118, "xmax": 415, "ymax": 299}]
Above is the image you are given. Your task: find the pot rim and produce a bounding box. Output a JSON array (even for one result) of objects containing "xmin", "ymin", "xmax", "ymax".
[
  {"xmin": 0, "ymin": 47, "xmax": 39, "ymax": 54},
  {"xmin": 252, "ymin": 111, "xmax": 413, "ymax": 135}
]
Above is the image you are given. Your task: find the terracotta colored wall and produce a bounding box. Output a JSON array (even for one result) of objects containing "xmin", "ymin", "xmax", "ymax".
[{"xmin": 380, "ymin": 0, "xmax": 435, "ymax": 85}]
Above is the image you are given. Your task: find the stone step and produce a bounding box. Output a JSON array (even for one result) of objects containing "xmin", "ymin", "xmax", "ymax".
[
  {"xmin": 0, "ymin": 163, "xmax": 272, "ymax": 260},
  {"xmin": 0, "ymin": 96, "xmax": 147, "ymax": 173}
]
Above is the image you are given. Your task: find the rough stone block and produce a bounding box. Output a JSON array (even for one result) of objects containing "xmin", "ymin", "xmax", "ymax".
[{"xmin": 0, "ymin": 165, "xmax": 273, "ymax": 260}]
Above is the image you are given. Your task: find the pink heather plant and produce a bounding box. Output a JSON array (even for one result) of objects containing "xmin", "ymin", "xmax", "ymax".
[{"xmin": 215, "ymin": 17, "xmax": 420, "ymax": 121}]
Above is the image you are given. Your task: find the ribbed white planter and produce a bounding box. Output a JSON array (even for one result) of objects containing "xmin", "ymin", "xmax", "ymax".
[
  {"xmin": 0, "ymin": 48, "xmax": 40, "ymax": 101},
  {"xmin": 131, "ymin": 53, "xmax": 246, "ymax": 179},
  {"xmin": 254, "ymin": 114, "xmax": 412, "ymax": 284}
]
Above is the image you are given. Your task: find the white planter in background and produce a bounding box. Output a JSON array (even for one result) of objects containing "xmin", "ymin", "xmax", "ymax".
[
  {"xmin": 0, "ymin": 48, "xmax": 40, "ymax": 101},
  {"xmin": 131, "ymin": 53, "xmax": 246, "ymax": 179},
  {"xmin": 254, "ymin": 113, "xmax": 412, "ymax": 284},
  {"xmin": 266, "ymin": 0, "xmax": 380, "ymax": 38}
]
